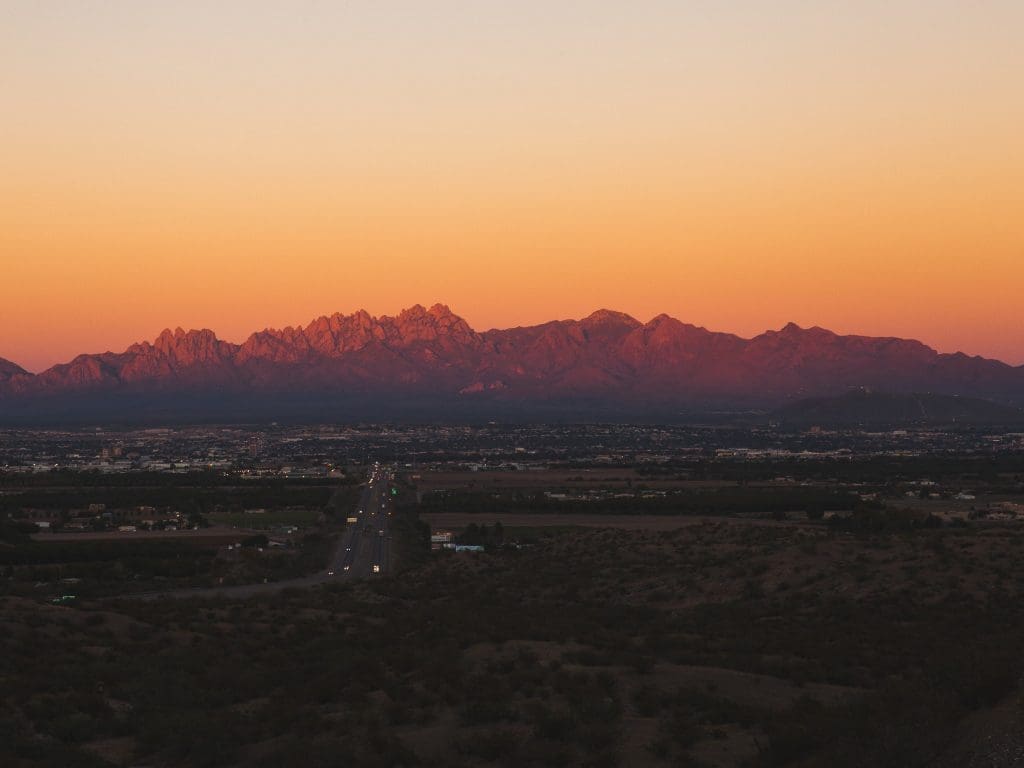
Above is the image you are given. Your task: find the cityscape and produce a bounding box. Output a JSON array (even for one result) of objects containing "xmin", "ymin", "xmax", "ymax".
[{"xmin": 4, "ymin": 422, "xmax": 1024, "ymax": 476}]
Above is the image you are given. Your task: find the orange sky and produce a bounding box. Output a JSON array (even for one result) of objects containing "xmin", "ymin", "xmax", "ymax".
[{"xmin": 1, "ymin": 2, "xmax": 1023, "ymax": 372}]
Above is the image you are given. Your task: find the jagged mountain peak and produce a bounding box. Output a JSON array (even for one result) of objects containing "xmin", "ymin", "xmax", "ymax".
[
  {"xmin": 581, "ymin": 309, "xmax": 642, "ymax": 328},
  {"xmin": 646, "ymin": 313, "xmax": 679, "ymax": 326},
  {"xmin": 767, "ymin": 322, "xmax": 834, "ymax": 337}
]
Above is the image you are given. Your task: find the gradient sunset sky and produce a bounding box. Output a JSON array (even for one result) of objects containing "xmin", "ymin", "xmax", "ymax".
[{"xmin": 2, "ymin": 1, "xmax": 1022, "ymax": 372}]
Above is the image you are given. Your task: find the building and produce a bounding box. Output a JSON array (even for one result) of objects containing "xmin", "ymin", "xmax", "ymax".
[{"xmin": 430, "ymin": 530, "xmax": 453, "ymax": 551}]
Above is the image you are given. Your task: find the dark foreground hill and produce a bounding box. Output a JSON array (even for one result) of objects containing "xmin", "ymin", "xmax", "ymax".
[
  {"xmin": 3, "ymin": 517, "xmax": 1023, "ymax": 767},
  {"xmin": 772, "ymin": 390, "xmax": 1024, "ymax": 428},
  {"xmin": 2, "ymin": 305, "xmax": 1022, "ymax": 423}
]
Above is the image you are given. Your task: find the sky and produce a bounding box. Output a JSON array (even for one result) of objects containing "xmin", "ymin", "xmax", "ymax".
[{"xmin": 1, "ymin": 1, "xmax": 1022, "ymax": 372}]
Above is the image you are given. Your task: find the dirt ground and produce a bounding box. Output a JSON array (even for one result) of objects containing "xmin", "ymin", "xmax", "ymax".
[{"xmin": 421, "ymin": 511, "xmax": 798, "ymax": 531}]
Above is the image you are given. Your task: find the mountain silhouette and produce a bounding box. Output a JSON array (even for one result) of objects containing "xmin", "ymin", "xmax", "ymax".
[{"xmin": 2, "ymin": 305, "xmax": 1022, "ymax": 423}]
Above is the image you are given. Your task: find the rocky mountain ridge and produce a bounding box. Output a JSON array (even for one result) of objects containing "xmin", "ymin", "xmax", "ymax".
[{"xmin": 2, "ymin": 304, "xmax": 1022, "ymax": 413}]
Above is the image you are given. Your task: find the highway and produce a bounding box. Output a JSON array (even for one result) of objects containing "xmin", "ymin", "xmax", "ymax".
[{"xmin": 327, "ymin": 462, "xmax": 394, "ymax": 579}]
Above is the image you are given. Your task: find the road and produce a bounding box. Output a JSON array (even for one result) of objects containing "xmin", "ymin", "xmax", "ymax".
[
  {"xmin": 327, "ymin": 462, "xmax": 394, "ymax": 579},
  {"xmin": 32, "ymin": 528, "xmax": 246, "ymax": 543},
  {"xmin": 119, "ymin": 463, "xmax": 396, "ymax": 601}
]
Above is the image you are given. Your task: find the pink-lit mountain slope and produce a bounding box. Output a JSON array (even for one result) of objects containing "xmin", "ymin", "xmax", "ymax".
[{"xmin": 2, "ymin": 305, "xmax": 1022, "ymax": 412}]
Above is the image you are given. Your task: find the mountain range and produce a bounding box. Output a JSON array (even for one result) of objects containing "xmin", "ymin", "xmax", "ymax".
[{"xmin": 1, "ymin": 304, "xmax": 1022, "ymax": 423}]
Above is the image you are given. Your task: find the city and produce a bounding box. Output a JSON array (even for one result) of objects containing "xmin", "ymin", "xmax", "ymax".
[{"xmin": 3, "ymin": 423, "xmax": 1024, "ymax": 765}]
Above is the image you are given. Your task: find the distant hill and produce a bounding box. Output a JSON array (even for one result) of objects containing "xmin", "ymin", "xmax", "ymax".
[
  {"xmin": 1, "ymin": 305, "xmax": 1022, "ymax": 423},
  {"xmin": 772, "ymin": 390, "xmax": 1024, "ymax": 428}
]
